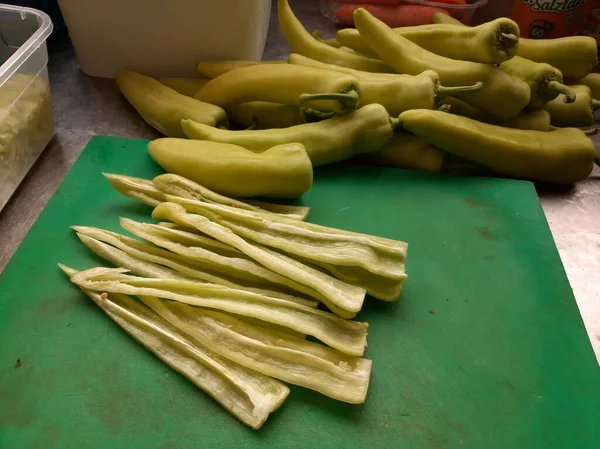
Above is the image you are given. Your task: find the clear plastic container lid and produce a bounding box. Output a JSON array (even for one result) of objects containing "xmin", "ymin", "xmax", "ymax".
[{"xmin": 0, "ymin": 4, "xmax": 53, "ymax": 85}]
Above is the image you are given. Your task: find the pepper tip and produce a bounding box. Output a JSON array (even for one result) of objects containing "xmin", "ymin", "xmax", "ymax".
[{"xmin": 353, "ymin": 8, "xmax": 367, "ymax": 18}]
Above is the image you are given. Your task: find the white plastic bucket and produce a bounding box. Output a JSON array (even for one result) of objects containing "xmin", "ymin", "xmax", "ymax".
[{"xmin": 57, "ymin": 0, "xmax": 272, "ymax": 78}]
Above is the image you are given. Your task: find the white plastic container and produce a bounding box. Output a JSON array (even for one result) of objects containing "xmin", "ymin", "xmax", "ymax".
[
  {"xmin": 0, "ymin": 3, "xmax": 54, "ymax": 212},
  {"xmin": 57, "ymin": 0, "xmax": 273, "ymax": 78}
]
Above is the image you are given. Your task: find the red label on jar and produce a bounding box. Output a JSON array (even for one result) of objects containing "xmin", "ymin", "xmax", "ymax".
[
  {"xmin": 523, "ymin": 0, "xmax": 588, "ymax": 13},
  {"xmin": 510, "ymin": 0, "xmax": 594, "ymax": 38}
]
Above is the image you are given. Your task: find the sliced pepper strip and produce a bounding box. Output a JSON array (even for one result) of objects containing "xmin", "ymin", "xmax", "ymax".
[
  {"xmin": 104, "ymin": 173, "xmax": 166, "ymax": 207},
  {"xmin": 153, "ymin": 173, "xmax": 309, "ymax": 221},
  {"xmin": 119, "ymin": 218, "xmax": 328, "ymax": 307},
  {"xmin": 59, "ymin": 265, "xmax": 289, "ymax": 429},
  {"xmin": 141, "ymin": 297, "xmax": 372, "ymax": 403},
  {"xmin": 230, "ymin": 315, "xmax": 307, "ymax": 340},
  {"xmin": 316, "ymin": 261, "xmax": 405, "ymax": 302},
  {"xmin": 77, "ymin": 233, "xmax": 186, "ymax": 279},
  {"xmin": 169, "ymin": 195, "xmax": 406, "ymax": 277},
  {"xmin": 243, "ymin": 200, "xmax": 309, "ymax": 221},
  {"xmin": 72, "ymin": 237, "xmax": 308, "ymax": 339},
  {"xmin": 75, "ymin": 228, "xmax": 318, "ymax": 308},
  {"xmin": 152, "ymin": 203, "xmax": 367, "ymax": 318},
  {"xmin": 70, "ymin": 267, "xmax": 369, "ymax": 356},
  {"xmin": 164, "ymin": 196, "xmax": 407, "ymax": 280},
  {"xmin": 123, "ymin": 219, "xmax": 242, "ymax": 258},
  {"xmin": 105, "ymin": 172, "xmax": 310, "ymax": 221}
]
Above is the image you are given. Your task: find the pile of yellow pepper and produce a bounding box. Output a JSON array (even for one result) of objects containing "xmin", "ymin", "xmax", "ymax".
[{"xmin": 116, "ymin": 0, "xmax": 599, "ymax": 199}]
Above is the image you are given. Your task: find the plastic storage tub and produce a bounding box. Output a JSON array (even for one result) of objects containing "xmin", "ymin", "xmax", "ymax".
[
  {"xmin": 57, "ymin": 0, "xmax": 273, "ymax": 78},
  {"xmin": 0, "ymin": 3, "xmax": 54, "ymax": 212},
  {"xmin": 320, "ymin": 0, "xmax": 488, "ymax": 27}
]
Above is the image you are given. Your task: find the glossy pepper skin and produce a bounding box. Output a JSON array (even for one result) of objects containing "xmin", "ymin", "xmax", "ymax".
[
  {"xmin": 569, "ymin": 73, "xmax": 600, "ymax": 99},
  {"xmin": 288, "ymin": 54, "xmax": 482, "ymax": 116},
  {"xmin": 195, "ymin": 61, "xmax": 284, "ymax": 79},
  {"xmin": 443, "ymin": 98, "xmax": 552, "ymax": 131},
  {"xmin": 156, "ymin": 77, "xmax": 209, "ymax": 97},
  {"xmin": 195, "ymin": 64, "xmax": 361, "ymax": 114},
  {"xmin": 116, "ymin": 70, "xmax": 228, "ymax": 137},
  {"xmin": 517, "ymin": 37, "xmax": 598, "ymax": 81},
  {"xmin": 399, "ymin": 109, "xmax": 596, "ymax": 184},
  {"xmin": 311, "ymin": 30, "xmax": 343, "ymax": 49},
  {"xmin": 499, "ymin": 56, "xmax": 575, "ymax": 108},
  {"xmin": 433, "ymin": 13, "xmax": 598, "ymax": 80},
  {"xmin": 353, "ymin": 9, "xmax": 531, "ymax": 120},
  {"xmin": 425, "ymin": 13, "xmax": 575, "ymax": 107},
  {"xmin": 500, "ymin": 110, "xmax": 552, "ymax": 132},
  {"xmin": 190, "ymin": 63, "xmax": 323, "ymax": 129},
  {"xmin": 148, "ymin": 139, "xmax": 313, "ymax": 199},
  {"xmin": 337, "ymin": 18, "xmax": 520, "ymax": 65},
  {"xmin": 228, "ymin": 102, "xmax": 309, "ymax": 129},
  {"xmin": 229, "ymin": 102, "xmax": 334, "ymax": 130},
  {"xmin": 277, "ymin": 0, "xmax": 393, "ymax": 73},
  {"xmin": 544, "ymin": 85, "xmax": 600, "ymax": 128},
  {"xmin": 182, "ymin": 103, "xmax": 396, "ymax": 167},
  {"xmin": 355, "ymin": 132, "xmax": 445, "ymax": 172}
]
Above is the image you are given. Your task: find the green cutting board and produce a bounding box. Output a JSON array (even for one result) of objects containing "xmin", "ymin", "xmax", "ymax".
[{"xmin": 1, "ymin": 136, "xmax": 598, "ymax": 449}]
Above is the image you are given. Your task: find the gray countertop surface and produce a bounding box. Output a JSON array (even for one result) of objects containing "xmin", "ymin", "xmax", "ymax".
[{"xmin": 0, "ymin": 0, "xmax": 598, "ymax": 360}]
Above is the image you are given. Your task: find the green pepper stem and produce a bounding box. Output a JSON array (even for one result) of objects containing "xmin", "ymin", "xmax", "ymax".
[
  {"xmin": 304, "ymin": 108, "xmax": 336, "ymax": 121},
  {"xmin": 311, "ymin": 30, "xmax": 341, "ymax": 48},
  {"xmin": 246, "ymin": 117, "xmax": 259, "ymax": 130},
  {"xmin": 389, "ymin": 117, "xmax": 400, "ymax": 130},
  {"xmin": 500, "ymin": 33, "xmax": 519, "ymax": 46},
  {"xmin": 546, "ymin": 81, "xmax": 576, "ymax": 103},
  {"xmin": 436, "ymin": 82, "xmax": 483, "ymax": 101},
  {"xmin": 591, "ymin": 99, "xmax": 600, "ymax": 112},
  {"xmin": 311, "ymin": 30, "xmax": 326, "ymax": 44},
  {"xmin": 299, "ymin": 90, "xmax": 360, "ymax": 112}
]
